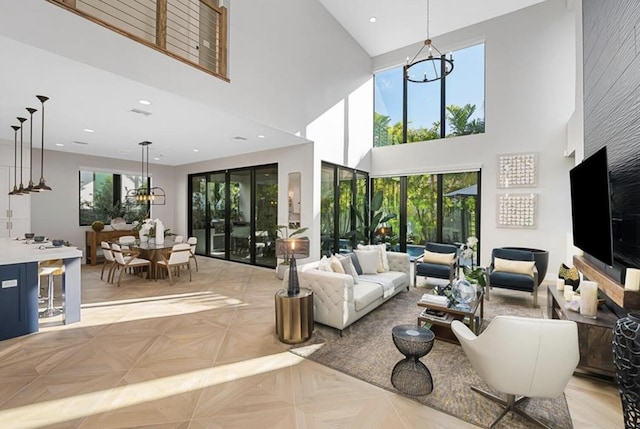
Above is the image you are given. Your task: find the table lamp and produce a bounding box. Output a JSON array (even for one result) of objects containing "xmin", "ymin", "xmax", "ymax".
[{"xmin": 275, "ymin": 237, "xmax": 310, "ymax": 296}]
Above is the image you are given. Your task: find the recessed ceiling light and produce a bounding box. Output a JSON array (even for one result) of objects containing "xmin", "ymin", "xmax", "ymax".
[
  {"xmin": 193, "ymin": 149, "xmax": 199, "ymax": 152},
  {"xmin": 138, "ymin": 99, "xmax": 151, "ymax": 105},
  {"xmin": 55, "ymin": 143, "xmax": 64, "ymax": 147},
  {"xmin": 257, "ymin": 134, "xmax": 265, "ymax": 139},
  {"xmin": 369, "ymin": 16, "xmax": 377, "ymax": 23},
  {"xmin": 153, "ymin": 157, "xmax": 160, "ymax": 161},
  {"xmin": 83, "ymin": 128, "xmax": 94, "ymax": 133}
]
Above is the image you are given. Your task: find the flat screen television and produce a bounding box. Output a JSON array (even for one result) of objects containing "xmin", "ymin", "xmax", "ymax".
[{"xmin": 569, "ymin": 146, "xmax": 614, "ymax": 266}]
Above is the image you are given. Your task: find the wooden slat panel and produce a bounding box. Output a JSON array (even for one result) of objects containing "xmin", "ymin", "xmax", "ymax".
[{"xmin": 574, "ymin": 255, "xmax": 640, "ymax": 309}]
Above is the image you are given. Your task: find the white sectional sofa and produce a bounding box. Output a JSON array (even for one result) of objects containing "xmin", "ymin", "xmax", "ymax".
[{"xmin": 298, "ymin": 252, "xmax": 410, "ymax": 334}]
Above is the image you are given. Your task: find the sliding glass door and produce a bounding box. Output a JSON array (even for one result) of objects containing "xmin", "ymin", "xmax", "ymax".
[
  {"xmin": 188, "ymin": 164, "xmax": 278, "ymax": 268},
  {"xmin": 208, "ymin": 172, "xmax": 226, "ymax": 257}
]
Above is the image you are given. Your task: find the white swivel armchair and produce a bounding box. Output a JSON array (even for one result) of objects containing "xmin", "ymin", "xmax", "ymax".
[{"xmin": 451, "ymin": 316, "xmax": 579, "ymax": 429}]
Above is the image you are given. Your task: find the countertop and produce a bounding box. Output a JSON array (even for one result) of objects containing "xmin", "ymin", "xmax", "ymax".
[{"xmin": 0, "ymin": 238, "xmax": 83, "ymax": 265}]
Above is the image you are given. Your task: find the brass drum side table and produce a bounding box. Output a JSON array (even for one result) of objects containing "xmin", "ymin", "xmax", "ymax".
[{"xmin": 275, "ymin": 288, "xmax": 313, "ymax": 344}]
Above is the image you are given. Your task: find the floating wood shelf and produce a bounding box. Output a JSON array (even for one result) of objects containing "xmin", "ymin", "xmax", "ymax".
[{"xmin": 574, "ymin": 255, "xmax": 640, "ymax": 310}]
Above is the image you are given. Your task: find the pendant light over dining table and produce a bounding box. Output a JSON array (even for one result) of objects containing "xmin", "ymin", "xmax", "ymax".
[{"xmin": 126, "ymin": 141, "xmax": 166, "ymax": 205}]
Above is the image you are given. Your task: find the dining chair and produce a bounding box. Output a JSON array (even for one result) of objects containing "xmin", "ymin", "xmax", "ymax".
[
  {"xmin": 157, "ymin": 243, "xmax": 192, "ymax": 285},
  {"xmin": 119, "ymin": 235, "xmax": 137, "ymax": 250},
  {"xmin": 174, "ymin": 235, "xmax": 184, "ymax": 243},
  {"xmin": 187, "ymin": 237, "xmax": 198, "ymax": 271},
  {"xmin": 111, "ymin": 243, "xmax": 151, "ymax": 287},
  {"xmin": 100, "ymin": 241, "xmax": 117, "ymax": 282}
]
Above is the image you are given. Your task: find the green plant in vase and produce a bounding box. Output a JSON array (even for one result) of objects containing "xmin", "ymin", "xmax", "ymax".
[{"xmin": 462, "ymin": 265, "xmax": 486, "ymax": 288}]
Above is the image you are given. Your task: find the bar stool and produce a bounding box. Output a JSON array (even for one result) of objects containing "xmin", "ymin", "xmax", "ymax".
[{"xmin": 39, "ymin": 259, "xmax": 64, "ymax": 318}]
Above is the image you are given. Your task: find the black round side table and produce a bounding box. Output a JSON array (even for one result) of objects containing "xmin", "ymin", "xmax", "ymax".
[{"xmin": 391, "ymin": 325, "xmax": 435, "ymax": 396}]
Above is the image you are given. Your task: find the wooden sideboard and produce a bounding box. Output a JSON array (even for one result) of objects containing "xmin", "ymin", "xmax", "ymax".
[
  {"xmin": 85, "ymin": 230, "xmax": 138, "ymax": 265},
  {"xmin": 547, "ymin": 284, "xmax": 617, "ymax": 378}
]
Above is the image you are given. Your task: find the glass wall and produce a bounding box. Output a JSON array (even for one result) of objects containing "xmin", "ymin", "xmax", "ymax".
[
  {"xmin": 321, "ymin": 164, "xmax": 336, "ymax": 255},
  {"xmin": 320, "ymin": 162, "xmax": 369, "ymax": 256},
  {"xmin": 373, "ymin": 171, "xmax": 481, "ymax": 262},
  {"xmin": 208, "ymin": 172, "xmax": 226, "ymax": 257},
  {"xmin": 187, "ymin": 163, "xmax": 278, "ymax": 268}
]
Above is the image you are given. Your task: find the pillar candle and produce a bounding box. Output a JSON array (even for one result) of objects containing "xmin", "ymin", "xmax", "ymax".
[
  {"xmin": 624, "ymin": 268, "xmax": 640, "ymax": 291},
  {"xmin": 579, "ymin": 280, "xmax": 598, "ymax": 319},
  {"xmin": 556, "ymin": 278, "xmax": 565, "ymax": 291},
  {"xmin": 563, "ymin": 286, "xmax": 574, "ymax": 302}
]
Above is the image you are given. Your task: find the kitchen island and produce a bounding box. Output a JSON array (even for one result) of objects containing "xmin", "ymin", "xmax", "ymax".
[{"xmin": 0, "ymin": 238, "xmax": 83, "ymax": 341}]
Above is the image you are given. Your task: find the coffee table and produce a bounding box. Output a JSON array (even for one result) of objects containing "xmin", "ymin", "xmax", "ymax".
[{"xmin": 417, "ymin": 288, "xmax": 484, "ymax": 344}]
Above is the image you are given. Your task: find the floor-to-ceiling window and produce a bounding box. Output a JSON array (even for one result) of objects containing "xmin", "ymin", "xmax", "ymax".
[
  {"xmin": 373, "ymin": 171, "xmax": 481, "ymax": 263},
  {"xmin": 374, "ymin": 43, "xmax": 485, "ymax": 146},
  {"xmin": 320, "ymin": 162, "xmax": 369, "ymax": 256},
  {"xmin": 188, "ymin": 163, "xmax": 278, "ymax": 268}
]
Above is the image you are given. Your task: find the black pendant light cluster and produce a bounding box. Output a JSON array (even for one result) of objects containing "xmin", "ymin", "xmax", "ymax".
[
  {"xmin": 7, "ymin": 95, "xmax": 52, "ymax": 196},
  {"xmin": 126, "ymin": 141, "xmax": 166, "ymax": 205}
]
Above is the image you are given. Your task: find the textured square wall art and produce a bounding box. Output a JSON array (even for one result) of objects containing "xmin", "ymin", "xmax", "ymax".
[
  {"xmin": 497, "ymin": 193, "xmax": 537, "ymax": 228},
  {"xmin": 497, "ymin": 152, "xmax": 537, "ymax": 188}
]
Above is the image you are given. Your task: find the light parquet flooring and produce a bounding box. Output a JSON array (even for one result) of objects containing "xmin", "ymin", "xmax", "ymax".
[{"xmin": 0, "ymin": 257, "xmax": 624, "ymax": 429}]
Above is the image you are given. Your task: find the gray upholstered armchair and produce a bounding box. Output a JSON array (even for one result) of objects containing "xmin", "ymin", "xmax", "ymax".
[
  {"xmin": 487, "ymin": 248, "xmax": 539, "ymax": 306},
  {"xmin": 414, "ymin": 242, "xmax": 459, "ymax": 287}
]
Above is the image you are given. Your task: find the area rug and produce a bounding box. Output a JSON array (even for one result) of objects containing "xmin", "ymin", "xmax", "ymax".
[{"xmin": 289, "ymin": 285, "xmax": 573, "ymax": 429}]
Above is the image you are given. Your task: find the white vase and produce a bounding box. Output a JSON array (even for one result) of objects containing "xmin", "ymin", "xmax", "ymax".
[
  {"xmin": 155, "ymin": 220, "xmax": 165, "ymax": 245},
  {"xmin": 139, "ymin": 225, "xmax": 150, "ymax": 243}
]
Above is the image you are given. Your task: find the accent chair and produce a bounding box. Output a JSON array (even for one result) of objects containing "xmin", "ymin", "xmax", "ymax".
[
  {"xmin": 487, "ymin": 248, "xmax": 538, "ymax": 306},
  {"xmin": 452, "ymin": 316, "xmax": 579, "ymax": 429},
  {"xmin": 413, "ymin": 242, "xmax": 459, "ymax": 287}
]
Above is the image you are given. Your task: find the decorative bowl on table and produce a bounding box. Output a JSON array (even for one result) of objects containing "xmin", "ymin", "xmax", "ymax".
[
  {"xmin": 34, "ymin": 236, "xmax": 45, "ymax": 242},
  {"xmin": 51, "ymin": 239, "xmax": 64, "ymax": 247},
  {"xmin": 24, "ymin": 233, "xmax": 35, "ymax": 239},
  {"xmin": 110, "ymin": 217, "xmax": 131, "ymax": 231}
]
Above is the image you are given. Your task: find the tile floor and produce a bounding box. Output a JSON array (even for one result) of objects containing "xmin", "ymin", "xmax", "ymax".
[{"xmin": 0, "ymin": 256, "xmax": 623, "ymax": 428}]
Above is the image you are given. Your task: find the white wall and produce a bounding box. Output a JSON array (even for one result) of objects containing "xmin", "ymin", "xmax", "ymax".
[
  {"xmin": 371, "ymin": 0, "xmax": 577, "ymax": 280},
  {"xmin": 0, "ymin": 0, "xmax": 373, "ymax": 143},
  {"xmin": 28, "ymin": 148, "xmax": 175, "ymax": 256}
]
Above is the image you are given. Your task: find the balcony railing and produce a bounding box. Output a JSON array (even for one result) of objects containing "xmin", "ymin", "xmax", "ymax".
[{"xmin": 49, "ymin": 0, "xmax": 228, "ymax": 81}]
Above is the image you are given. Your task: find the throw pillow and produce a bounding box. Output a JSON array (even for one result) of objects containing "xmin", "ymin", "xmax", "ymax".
[
  {"xmin": 354, "ymin": 249, "xmax": 379, "ymax": 275},
  {"xmin": 357, "ymin": 244, "xmax": 389, "ymax": 272},
  {"xmin": 318, "ymin": 255, "xmax": 333, "ymax": 272},
  {"xmin": 494, "ymin": 257, "xmax": 535, "ymax": 277},
  {"xmin": 423, "ymin": 250, "xmax": 456, "ymax": 265},
  {"xmin": 330, "ymin": 255, "xmax": 345, "ymax": 274},
  {"xmin": 338, "ymin": 254, "xmax": 359, "ymax": 284},
  {"xmin": 348, "ymin": 253, "xmax": 363, "ymax": 275}
]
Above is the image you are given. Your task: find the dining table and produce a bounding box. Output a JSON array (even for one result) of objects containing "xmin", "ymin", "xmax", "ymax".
[{"xmin": 128, "ymin": 238, "xmax": 178, "ymax": 280}]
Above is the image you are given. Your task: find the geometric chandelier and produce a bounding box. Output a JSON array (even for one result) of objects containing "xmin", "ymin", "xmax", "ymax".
[
  {"xmin": 404, "ymin": 0, "xmax": 454, "ymax": 83},
  {"xmin": 126, "ymin": 140, "xmax": 166, "ymax": 205}
]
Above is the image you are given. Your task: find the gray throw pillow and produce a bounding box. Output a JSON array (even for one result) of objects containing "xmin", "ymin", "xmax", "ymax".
[{"xmin": 348, "ymin": 252, "xmax": 363, "ymax": 275}]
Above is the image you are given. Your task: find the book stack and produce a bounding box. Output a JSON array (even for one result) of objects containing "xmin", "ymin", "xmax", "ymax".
[
  {"xmin": 420, "ymin": 308, "xmax": 449, "ymax": 321},
  {"xmin": 420, "ymin": 294, "xmax": 449, "ymax": 306}
]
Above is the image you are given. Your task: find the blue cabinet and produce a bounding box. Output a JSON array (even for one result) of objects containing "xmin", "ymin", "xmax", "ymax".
[{"xmin": 0, "ymin": 262, "xmax": 38, "ymax": 341}]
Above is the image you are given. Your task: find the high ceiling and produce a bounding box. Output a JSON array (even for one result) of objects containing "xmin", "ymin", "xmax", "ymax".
[
  {"xmin": 319, "ymin": 0, "xmax": 547, "ymax": 57},
  {"xmin": 0, "ymin": 0, "xmax": 546, "ymax": 166}
]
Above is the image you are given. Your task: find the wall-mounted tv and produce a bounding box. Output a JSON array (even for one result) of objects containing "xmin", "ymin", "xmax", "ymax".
[{"xmin": 569, "ymin": 146, "xmax": 614, "ymax": 266}]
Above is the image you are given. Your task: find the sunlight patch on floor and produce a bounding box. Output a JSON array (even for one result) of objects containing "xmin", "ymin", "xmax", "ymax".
[{"xmin": 0, "ymin": 352, "xmax": 305, "ymax": 429}]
